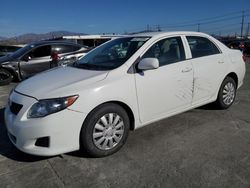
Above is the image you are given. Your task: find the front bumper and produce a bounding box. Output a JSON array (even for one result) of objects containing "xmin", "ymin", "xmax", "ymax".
[{"xmin": 4, "ymin": 91, "xmax": 86, "ymax": 156}]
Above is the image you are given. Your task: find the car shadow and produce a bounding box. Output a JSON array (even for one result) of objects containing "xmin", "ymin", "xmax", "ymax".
[
  {"xmin": 66, "ymin": 150, "xmax": 92, "ymax": 158},
  {"xmin": 0, "ymin": 107, "xmax": 50, "ymax": 162},
  {"xmin": 197, "ymin": 103, "xmax": 220, "ymax": 110}
]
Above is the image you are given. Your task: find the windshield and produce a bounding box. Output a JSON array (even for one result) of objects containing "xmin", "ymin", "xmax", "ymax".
[
  {"xmin": 74, "ymin": 37, "xmax": 150, "ymax": 70},
  {"xmin": 10, "ymin": 44, "xmax": 33, "ymax": 59}
]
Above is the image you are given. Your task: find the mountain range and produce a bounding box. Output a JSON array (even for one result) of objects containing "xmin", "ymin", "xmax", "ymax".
[
  {"xmin": 0, "ymin": 36, "xmax": 6, "ymax": 41},
  {"xmin": 0, "ymin": 31, "xmax": 87, "ymax": 45}
]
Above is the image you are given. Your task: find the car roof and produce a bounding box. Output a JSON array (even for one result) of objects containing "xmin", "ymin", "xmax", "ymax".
[
  {"xmin": 28, "ymin": 40, "xmax": 84, "ymax": 47},
  {"xmin": 130, "ymin": 31, "xmax": 211, "ymax": 38}
]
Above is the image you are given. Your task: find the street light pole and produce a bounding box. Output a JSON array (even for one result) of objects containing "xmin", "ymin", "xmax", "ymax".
[
  {"xmin": 240, "ymin": 11, "xmax": 245, "ymax": 38},
  {"xmin": 246, "ymin": 23, "xmax": 250, "ymax": 39}
]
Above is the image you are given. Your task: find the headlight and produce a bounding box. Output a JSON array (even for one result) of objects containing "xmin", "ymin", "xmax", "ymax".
[{"xmin": 27, "ymin": 95, "xmax": 78, "ymax": 118}]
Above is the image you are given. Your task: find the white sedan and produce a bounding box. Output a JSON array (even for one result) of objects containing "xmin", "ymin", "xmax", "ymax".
[{"xmin": 4, "ymin": 32, "xmax": 245, "ymax": 157}]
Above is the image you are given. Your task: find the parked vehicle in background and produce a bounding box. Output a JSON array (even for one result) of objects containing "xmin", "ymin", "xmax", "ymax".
[
  {"xmin": 243, "ymin": 45, "xmax": 250, "ymax": 63},
  {"xmin": 53, "ymin": 34, "xmax": 125, "ymax": 48},
  {"xmin": 0, "ymin": 41, "xmax": 89, "ymax": 85},
  {"xmin": 228, "ymin": 40, "xmax": 250, "ymax": 51},
  {"xmin": 0, "ymin": 44, "xmax": 23, "ymax": 57},
  {"xmin": 223, "ymin": 39, "xmax": 250, "ymax": 63},
  {"xmin": 5, "ymin": 32, "xmax": 245, "ymax": 157}
]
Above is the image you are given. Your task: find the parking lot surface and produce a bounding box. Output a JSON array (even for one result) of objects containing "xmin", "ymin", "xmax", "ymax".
[{"xmin": 0, "ymin": 63, "xmax": 250, "ymax": 188}]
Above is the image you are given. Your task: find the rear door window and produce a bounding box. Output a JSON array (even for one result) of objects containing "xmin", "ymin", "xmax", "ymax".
[
  {"xmin": 28, "ymin": 45, "xmax": 51, "ymax": 58},
  {"xmin": 186, "ymin": 36, "xmax": 220, "ymax": 58},
  {"xmin": 52, "ymin": 44, "xmax": 81, "ymax": 54}
]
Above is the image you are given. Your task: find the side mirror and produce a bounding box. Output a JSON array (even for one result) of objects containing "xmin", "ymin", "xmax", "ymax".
[
  {"xmin": 138, "ymin": 58, "xmax": 159, "ymax": 71},
  {"xmin": 23, "ymin": 55, "xmax": 31, "ymax": 62}
]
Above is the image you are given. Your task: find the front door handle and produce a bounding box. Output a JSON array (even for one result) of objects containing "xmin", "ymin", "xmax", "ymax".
[
  {"xmin": 182, "ymin": 67, "xmax": 192, "ymax": 73},
  {"xmin": 218, "ymin": 61, "xmax": 224, "ymax": 64}
]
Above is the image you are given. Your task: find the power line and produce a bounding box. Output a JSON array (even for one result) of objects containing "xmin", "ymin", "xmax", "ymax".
[
  {"xmin": 185, "ymin": 10, "xmax": 250, "ymax": 23},
  {"xmin": 162, "ymin": 15, "xmax": 247, "ymax": 29},
  {"xmin": 119, "ymin": 10, "xmax": 250, "ymax": 35},
  {"xmin": 207, "ymin": 27, "xmax": 244, "ymax": 35},
  {"xmin": 211, "ymin": 28, "xmax": 240, "ymax": 33},
  {"xmin": 204, "ymin": 23, "xmax": 239, "ymax": 32},
  {"xmin": 155, "ymin": 14, "xmax": 250, "ymax": 34},
  {"xmin": 192, "ymin": 10, "xmax": 244, "ymax": 22},
  {"xmin": 160, "ymin": 10, "xmax": 250, "ymax": 27}
]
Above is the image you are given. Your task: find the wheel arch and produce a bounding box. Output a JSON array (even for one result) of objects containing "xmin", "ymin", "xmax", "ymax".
[
  {"xmin": 79, "ymin": 100, "xmax": 134, "ymax": 157},
  {"xmin": 1, "ymin": 66, "xmax": 20, "ymax": 81},
  {"xmin": 214, "ymin": 72, "xmax": 239, "ymax": 103},
  {"xmin": 214, "ymin": 72, "xmax": 238, "ymax": 109},
  {"xmin": 226, "ymin": 72, "xmax": 238, "ymax": 88},
  {"xmin": 84, "ymin": 100, "xmax": 135, "ymax": 131}
]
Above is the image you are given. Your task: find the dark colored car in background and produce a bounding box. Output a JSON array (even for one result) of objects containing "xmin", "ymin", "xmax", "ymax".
[
  {"xmin": 0, "ymin": 45, "xmax": 23, "ymax": 57},
  {"xmin": 228, "ymin": 40, "xmax": 250, "ymax": 51},
  {"xmin": 0, "ymin": 41, "xmax": 89, "ymax": 85},
  {"xmin": 243, "ymin": 44, "xmax": 250, "ymax": 63},
  {"xmin": 223, "ymin": 40, "xmax": 250, "ymax": 63}
]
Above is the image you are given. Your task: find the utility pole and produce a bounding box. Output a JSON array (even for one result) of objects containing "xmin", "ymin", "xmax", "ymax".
[
  {"xmin": 156, "ymin": 25, "xmax": 161, "ymax": 31},
  {"xmin": 146, "ymin": 24, "xmax": 150, "ymax": 32},
  {"xmin": 246, "ymin": 23, "xmax": 250, "ymax": 39},
  {"xmin": 240, "ymin": 11, "xmax": 245, "ymax": 38},
  {"xmin": 14, "ymin": 33, "xmax": 18, "ymax": 44},
  {"xmin": 197, "ymin": 23, "xmax": 200, "ymax": 32}
]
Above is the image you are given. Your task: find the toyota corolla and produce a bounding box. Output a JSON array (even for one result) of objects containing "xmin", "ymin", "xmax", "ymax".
[{"xmin": 4, "ymin": 32, "xmax": 245, "ymax": 157}]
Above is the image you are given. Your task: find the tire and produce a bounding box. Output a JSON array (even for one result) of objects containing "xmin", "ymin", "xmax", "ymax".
[
  {"xmin": 215, "ymin": 77, "xmax": 236, "ymax": 109},
  {"xmin": 0, "ymin": 69, "xmax": 12, "ymax": 86},
  {"xmin": 80, "ymin": 103, "xmax": 130, "ymax": 157}
]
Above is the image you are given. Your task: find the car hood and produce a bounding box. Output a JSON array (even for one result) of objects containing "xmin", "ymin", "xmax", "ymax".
[
  {"xmin": 0, "ymin": 55, "xmax": 13, "ymax": 64},
  {"xmin": 15, "ymin": 66, "xmax": 109, "ymax": 99}
]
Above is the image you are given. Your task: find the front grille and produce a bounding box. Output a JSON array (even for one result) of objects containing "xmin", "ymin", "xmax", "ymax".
[{"xmin": 10, "ymin": 102, "xmax": 23, "ymax": 115}]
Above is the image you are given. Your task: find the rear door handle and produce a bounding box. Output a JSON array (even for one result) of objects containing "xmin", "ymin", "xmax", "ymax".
[
  {"xmin": 218, "ymin": 61, "xmax": 224, "ymax": 64},
  {"xmin": 182, "ymin": 67, "xmax": 192, "ymax": 73}
]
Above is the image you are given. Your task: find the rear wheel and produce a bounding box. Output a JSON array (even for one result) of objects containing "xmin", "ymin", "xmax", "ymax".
[
  {"xmin": 215, "ymin": 77, "xmax": 236, "ymax": 109},
  {"xmin": 80, "ymin": 103, "xmax": 130, "ymax": 157},
  {"xmin": 0, "ymin": 69, "xmax": 12, "ymax": 86}
]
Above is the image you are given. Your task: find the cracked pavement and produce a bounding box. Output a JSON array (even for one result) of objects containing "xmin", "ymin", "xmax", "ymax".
[{"xmin": 0, "ymin": 63, "xmax": 250, "ymax": 187}]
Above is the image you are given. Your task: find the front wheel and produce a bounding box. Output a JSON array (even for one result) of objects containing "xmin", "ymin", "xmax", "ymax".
[
  {"xmin": 80, "ymin": 103, "xmax": 130, "ymax": 157},
  {"xmin": 215, "ymin": 77, "xmax": 236, "ymax": 109},
  {"xmin": 0, "ymin": 69, "xmax": 12, "ymax": 86}
]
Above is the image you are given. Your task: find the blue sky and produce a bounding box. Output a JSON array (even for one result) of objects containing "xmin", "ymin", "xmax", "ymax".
[{"xmin": 1, "ymin": 0, "xmax": 250, "ymax": 37}]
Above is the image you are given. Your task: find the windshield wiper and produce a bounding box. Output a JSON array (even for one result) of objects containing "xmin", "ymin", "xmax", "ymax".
[
  {"xmin": 74, "ymin": 63, "xmax": 100, "ymax": 70},
  {"xmin": 74, "ymin": 62, "xmax": 113, "ymax": 71}
]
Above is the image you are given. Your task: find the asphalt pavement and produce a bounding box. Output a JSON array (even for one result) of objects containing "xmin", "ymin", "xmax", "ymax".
[{"xmin": 0, "ymin": 63, "xmax": 250, "ymax": 188}]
